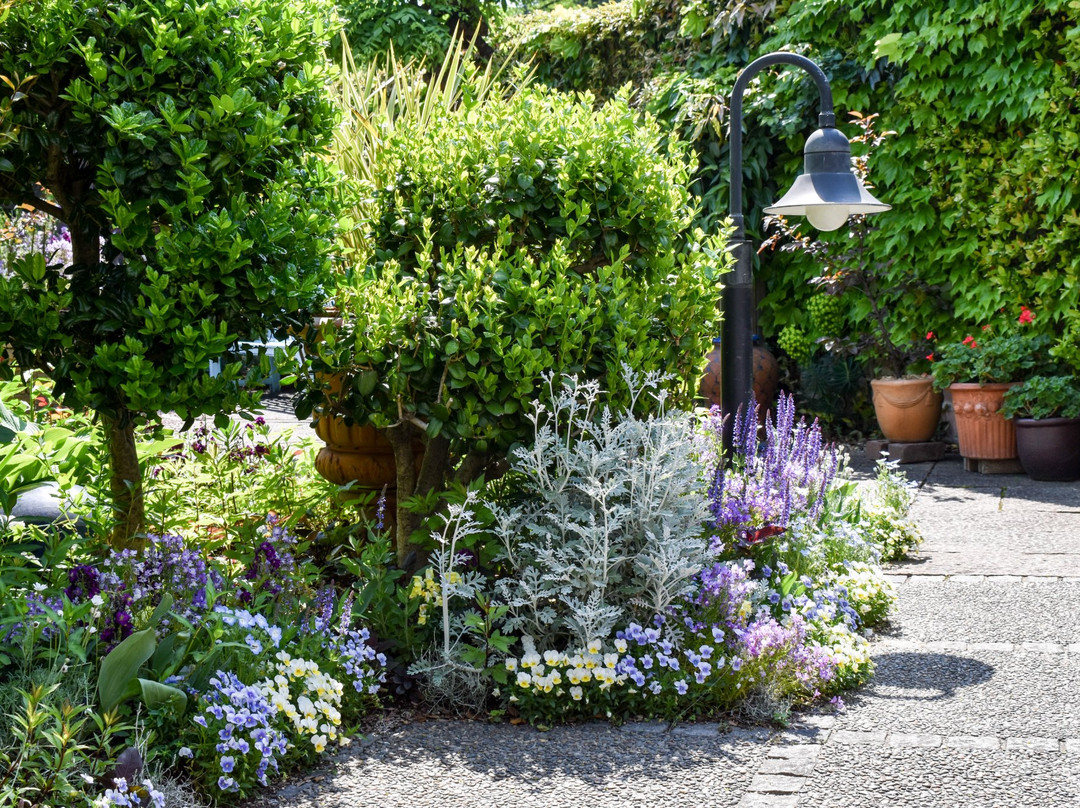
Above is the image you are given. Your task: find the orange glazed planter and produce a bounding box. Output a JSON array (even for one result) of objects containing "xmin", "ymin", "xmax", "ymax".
[
  {"xmin": 313, "ymin": 417, "xmax": 399, "ymax": 487},
  {"xmin": 870, "ymin": 377, "xmax": 943, "ymax": 443},
  {"xmin": 948, "ymin": 382, "xmax": 1018, "ymax": 460}
]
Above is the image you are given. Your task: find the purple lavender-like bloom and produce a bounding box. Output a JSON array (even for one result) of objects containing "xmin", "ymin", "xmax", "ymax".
[
  {"xmin": 311, "ymin": 586, "xmax": 335, "ymax": 634},
  {"xmin": 707, "ymin": 392, "xmax": 841, "ymax": 546},
  {"xmin": 375, "ymin": 489, "xmax": 387, "ymax": 531}
]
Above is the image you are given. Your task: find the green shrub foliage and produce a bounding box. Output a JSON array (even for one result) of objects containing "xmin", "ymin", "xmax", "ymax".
[
  {"xmin": 502, "ymin": 0, "xmax": 1080, "ymax": 348},
  {"xmin": 339, "ymin": 0, "xmax": 500, "ymax": 65},
  {"xmin": 0, "ymin": 0, "xmax": 343, "ymax": 544},
  {"xmin": 319, "ymin": 85, "xmax": 727, "ymax": 563}
]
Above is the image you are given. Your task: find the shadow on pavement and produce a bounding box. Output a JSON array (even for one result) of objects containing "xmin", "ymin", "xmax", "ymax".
[{"xmin": 857, "ymin": 651, "xmax": 995, "ymax": 702}]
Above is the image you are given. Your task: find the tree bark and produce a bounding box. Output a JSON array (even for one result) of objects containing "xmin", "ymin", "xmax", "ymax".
[
  {"xmin": 385, "ymin": 423, "xmax": 449, "ymax": 570},
  {"xmin": 103, "ymin": 411, "xmax": 145, "ymax": 549}
]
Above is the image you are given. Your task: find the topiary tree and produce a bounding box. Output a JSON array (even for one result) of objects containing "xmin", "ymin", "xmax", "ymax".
[
  {"xmin": 312, "ymin": 83, "xmax": 729, "ymax": 566},
  {"xmin": 0, "ymin": 0, "xmax": 343, "ymax": 547}
]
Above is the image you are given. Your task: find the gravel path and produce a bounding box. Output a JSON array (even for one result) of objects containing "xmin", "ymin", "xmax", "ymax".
[{"xmin": 237, "ymin": 416, "xmax": 1080, "ymax": 807}]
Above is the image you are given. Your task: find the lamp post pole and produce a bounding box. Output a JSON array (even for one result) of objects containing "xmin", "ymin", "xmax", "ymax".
[{"xmin": 721, "ymin": 54, "xmax": 836, "ymax": 448}]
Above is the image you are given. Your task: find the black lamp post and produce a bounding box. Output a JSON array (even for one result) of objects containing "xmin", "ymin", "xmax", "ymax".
[{"xmin": 721, "ymin": 52, "xmax": 890, "ymax": 446}]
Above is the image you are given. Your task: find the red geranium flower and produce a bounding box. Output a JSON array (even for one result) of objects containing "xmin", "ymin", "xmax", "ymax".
[{"xmin": 1018, "ymin": 306, "xmax": 1035, "ymax": 325}]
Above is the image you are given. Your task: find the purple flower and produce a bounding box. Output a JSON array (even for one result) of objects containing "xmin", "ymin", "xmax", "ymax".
[
  {"xmin": 64, "ymin": 564, "xmax": 101, "ymax": 603},
  {"xmin": 706, "ymin": 392, "xmax": 840, "ymax": 547}
]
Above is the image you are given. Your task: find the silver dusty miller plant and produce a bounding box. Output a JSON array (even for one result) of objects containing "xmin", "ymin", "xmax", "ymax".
[
  {"xmin": 408, "ymin": 493, "xmax": 494, "ymax": 712},
  {"xmin": 492, "ymin": 368, "xmax": 712, "ymax": 650}
]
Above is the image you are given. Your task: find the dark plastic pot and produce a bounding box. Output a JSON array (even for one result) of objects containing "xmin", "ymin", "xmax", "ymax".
[{"xmin": 1015, "ymin": 417, "xmax": 1080, "ymax": 481}]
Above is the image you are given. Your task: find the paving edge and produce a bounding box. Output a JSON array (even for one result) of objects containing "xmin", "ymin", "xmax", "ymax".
[
  {"xmin": 873, "ymin": 638, "xmax": 1080, "ymax": 654},
  {"xmin": 648, "ymin": 714, "xmax": 1080, "ymax": 808},
  {"xmin": 884, "ymin": 574, "xmax": 1080, "ymax": 584}
]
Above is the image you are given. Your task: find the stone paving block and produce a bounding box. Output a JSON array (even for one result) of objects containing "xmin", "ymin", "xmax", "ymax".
[
  {"xmin": 671, "ymin": 722, "xmax": 721, "ymax": 737},
  {"xmin": 1019, "ymin": 641, "xmax": 1064, "ymax": 654},
  {"xmin": 969, "ymin": 642, "xmax": 1014, "ymax": 652},
  {"xmin": 725, "ymin": 727, "xmax": 774, "ymax": 744},
  {"xmin": 885, "ymin": 579, "xmax": 1080, "ymax": 644},
  {"xmin": 943, "ymin": 735, "xmax": 1002, "ymax": 750},
  {"xmin": 770, "ymin": 727, "xmax": 827, "ymax": 745},
  {"xmin": 831, "ymin": 730, "xmax": 888, "ymax": 745},
  {"xmin": 1005, "ymin": 737, "xmax": 1061, "ymax": 753},
  {"xmin": 882, "ymin": 574, "xmax": 909, "ymax": 585},
  {"xmin": 868, "ymin": 440, "xmax": 946, "ymax": 464},
  {"xmin": 1067, "ymin": 643, "xmax": 1080, "ymax": 654},
  {"xmin": 899, "ymin": 551, "xmax": 1080, "ymax": 577},
  {"xmin": 791, "ymin": 714, "xmax": 835, "ymax": 730},
  {"xmin": 886, "ymin": 732, "xmax": 942, "ymax": 748},
  {"xmin": 924, "ymin": 641, "xmax": 968, "ymax": 652},
  {"xmin": 832, "ymin": 650, "xmax": 1080, "ymax": 738},
  {"xmin": 766, "ymin": 745, "xmax": 821, "ymax": 763},
  {"xmin": 947, "ymin": 574, "xmax": 984, "ymax": 583},
  {"xmin": 800, "ymin": 744, "xmax": 1080, "ymax": 808},
  {"xmin": 747, "ymin": 774, "xmax": 806, "ymax": 794},
  {"xmin": 963, "ymin": 457, "xmax": 1025, "ymax": 474},
  {"xmin": 986, "ymin": 575, "xmax": 1022, "ymax": 583},
  {"xmin": 757, "ymin": 757, "xmax": 817, "ymax": 777},
  {"xmin": 622, "ymin": 721, "xmax": 667, "ymax": 734},
  {"xmin": 1065, "ymin": 739, "xmax": 1080, "ymax": 753},
  {"xmin": 734, "ymin": 795, "xmax": 799, "ymax": 808}
]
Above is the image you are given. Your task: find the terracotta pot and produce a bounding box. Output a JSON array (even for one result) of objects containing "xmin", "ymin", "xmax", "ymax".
[
  {"xmin": 870, "ymin": 377, "xmax": 943, "ymax": 443},
  {"xmin": 698, "ymin": 339, "xmax": 780, "ymax": 421},
  {"xmin": 1015, "ymin": 417, "xmax": 1080, "ymax": 481},
  {"xmin": 751, "ymin": 343, "xmax": 780, "ymax": 423},
  {"xmin": 699, "ymin": 338, "xmax": 723, "ymax": 408},
  {"xmin": 948, "ymin": 382, "xmax": 1018, "ymax": 460},
  {"xmin": 313, "ymin": 417, "xmax": 398, "ymax": 487}
]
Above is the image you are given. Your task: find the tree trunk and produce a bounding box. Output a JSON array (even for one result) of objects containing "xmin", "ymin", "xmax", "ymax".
[
  {"xmin": 385, "ymin": 423, "xmax": 449, "ymax": 570},
  {"xmin": 103, "ymin": 411, "xmax": 145, "ymax": 549}
]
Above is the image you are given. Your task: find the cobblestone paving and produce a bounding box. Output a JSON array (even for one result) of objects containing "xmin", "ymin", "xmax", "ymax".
[{"xmin": 243, "ymin": 437, "xmax": 1080, "ymax": 808}]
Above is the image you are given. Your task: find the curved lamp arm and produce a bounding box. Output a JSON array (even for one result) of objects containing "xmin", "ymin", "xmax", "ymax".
[
  {"xmin": 721, "ymin": 53, "xmax": 834, "ymax": 450},
  {"xmin": 729, "ymin": 52, "xmax": 835, "ymax": 229}
]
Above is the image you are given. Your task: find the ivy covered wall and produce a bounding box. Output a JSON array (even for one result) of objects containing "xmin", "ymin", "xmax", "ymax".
[{"xmin": 501, "ymin": 0, "xmax": 1080, "ymax": 348}]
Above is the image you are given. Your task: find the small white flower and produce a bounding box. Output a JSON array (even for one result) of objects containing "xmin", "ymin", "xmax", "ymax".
[
  {"xmin": 33, "ymin": 582, "xmax": 47, "ymax": 592},
  {"xmin": 91, "ymin": 594, "xmax": 105, "ymax": 607}
]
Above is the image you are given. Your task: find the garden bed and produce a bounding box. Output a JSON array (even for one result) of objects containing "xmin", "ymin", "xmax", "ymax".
[{"xmin": 0, "ymin": 375, "xmax": 921, "ymax": 807}]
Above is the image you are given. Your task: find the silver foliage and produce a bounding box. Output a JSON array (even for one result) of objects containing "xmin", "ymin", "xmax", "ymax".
[{"xmin": 493, "ymin": 368, "xmax": 712, "ymax": 649}]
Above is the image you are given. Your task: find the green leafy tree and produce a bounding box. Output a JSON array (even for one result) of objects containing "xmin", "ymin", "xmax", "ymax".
[
  {"xmin": 315, "ymin": 81, "xmax": 728, "ymax": 565},
  {"xmin": 0, "ymin": 0, "xmax": 343, "ymax": 546}
]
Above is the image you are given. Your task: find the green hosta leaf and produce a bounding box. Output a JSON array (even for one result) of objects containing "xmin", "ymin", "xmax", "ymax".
[
  {"xmin": 98, "ymin": 627, "xmax": 157, "ymax": 712},
  {"xmin": 137, "ymin": 678, "xmax": 188, "ymax": 714}
]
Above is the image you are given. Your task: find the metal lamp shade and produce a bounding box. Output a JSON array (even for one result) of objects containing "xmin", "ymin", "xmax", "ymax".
[{"xmin": 763, "ymin": 126, "xmax": 890, "ymax": 230}]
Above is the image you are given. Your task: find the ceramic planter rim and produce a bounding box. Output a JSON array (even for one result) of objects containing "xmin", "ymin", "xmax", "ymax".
[{"xmin": 1014, "ymin": 416, "xmax": 1080, "ymax": 427}]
